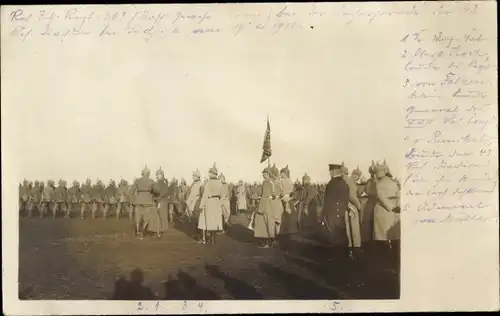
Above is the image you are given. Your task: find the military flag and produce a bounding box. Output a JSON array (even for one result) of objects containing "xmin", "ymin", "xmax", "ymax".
[{"xmin": 260, "ymin": 117, "xmax": 272, "ymax": 163}]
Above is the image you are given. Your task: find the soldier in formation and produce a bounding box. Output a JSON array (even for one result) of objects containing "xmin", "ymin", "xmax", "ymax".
[
  {"xmin": 80, "ymin": 179, "xmax": 93, "ymax": 219},
  {"xmin": 52, "ymin": 179, "xmax": 68, "ymax": 219},
  {"xmin": 67, "ymin": 180, "xmax": 80, "ymax": 218}
]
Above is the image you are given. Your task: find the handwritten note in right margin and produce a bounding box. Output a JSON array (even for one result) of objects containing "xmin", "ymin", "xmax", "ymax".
[{"xmin": 401, "ymin": 24, "xmax": 498, "ymax": 225}]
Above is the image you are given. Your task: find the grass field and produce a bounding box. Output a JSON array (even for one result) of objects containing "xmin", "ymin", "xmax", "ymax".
[{"xmin": 19, "ymin": 212, "xmax": 399, "ymax": 300}]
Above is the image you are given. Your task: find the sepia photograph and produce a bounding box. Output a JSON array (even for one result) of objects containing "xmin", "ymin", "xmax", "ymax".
[{"xmin": 2, "ymin": 2, "xmax": 498, "ymax": 314}]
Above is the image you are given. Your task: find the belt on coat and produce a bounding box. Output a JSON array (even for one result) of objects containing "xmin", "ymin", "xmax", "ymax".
[
  {"xmin": 208, "ymin": 195, "xmax": 221, "ymax": 199},
  {"xmin": 262, "ymin": 196, "xmax": 277, "ymax": 200}
]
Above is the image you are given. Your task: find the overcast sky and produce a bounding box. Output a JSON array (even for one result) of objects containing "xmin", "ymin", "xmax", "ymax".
[{"xmin": 4, "ymin": 6, "xmax": 403, "ymax": 183}]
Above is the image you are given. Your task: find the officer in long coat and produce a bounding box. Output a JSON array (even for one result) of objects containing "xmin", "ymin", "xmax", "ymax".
[
  {"xmin": 67, "ymin": 180, "xmax": 80, "ymax": 218},
  {"xmin": 80, "ymin": 179, "xmax": 93, "ymax": 219},
  {"xmin": 52, "ymin": 179, "xmax": 68, "ymax": 219},
  {"xmin": 40, "ymin": 180, "xmax": 56, "ymax": 218},
  {"xmin": 197, "ymin": 164, "xmax": 224, "ymax": 244},
  {"xmin": 341, "ymin": 164, "xmax": 363, "ymax": 254},
  {"xmin": 186, "ymin": 169, "xmax": 203, "ymax": 223},
  {"xmin": 103, "ymin": 180, "xmax": 118, "ymax": 219},
  {"xmin": 320, "ymin": 164, "xmax": 351, "ymax": 256},
  {"xmin": 130, "ymin": 166, "xmax": 156, "ymax": 238},
  {"xmin": 250, "ymin": 167, "xmax": 280, "ymax": 248},
  {"xmin": 373, "ymin": 161, "xmax": 401, "ymax": 247},
  {"xmin": 278, "ymin": 166, "xmax": 297, "ymax": 241},
  {"xmin": 154, "ymin": 167, "xmax": 170, "ymax": 236}
]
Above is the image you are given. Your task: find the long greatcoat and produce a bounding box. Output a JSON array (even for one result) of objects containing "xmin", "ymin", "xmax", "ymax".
[
  {"xmin": 374, "ymin": 176, "xmax": 400, "ymax": 240},
  {"xmin": 197, "ymin": 179, "xmax": 224, "ymax": 231},
  {"xmin": 321, "ymin": 176, "xmax": 350, "ymax": 246},
  {"xmin": 252, "ymin": 180, "xmax": 281, "ymax": 238},
  {"xmin": 361, "ymin": 177, "xmax": 377, "ymax": 242},
  {"xmin": 154, "ymin": 179, "xmax": 170, "ymax": 232}
]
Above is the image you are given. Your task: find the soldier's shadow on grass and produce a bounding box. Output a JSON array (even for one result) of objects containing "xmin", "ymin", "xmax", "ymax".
[
  {"xmin": 258, "ymin": 262, "xmax": 340, "ymax": 299},
  {"xmin": 111, "ymin": 268, "xmax": 156, "ymax": 300},
  {"xmin": 162, "ymin": 269, "xmax": 220, "ymax": 300},
  {"xmin": 204, "ymin": 264, "xmax": 263, "ymax": 299}
]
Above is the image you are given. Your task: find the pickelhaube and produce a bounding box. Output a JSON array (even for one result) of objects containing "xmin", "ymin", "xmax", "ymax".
[
  {"xmin": 209, "ymin": 163, "xmax": 218, "ymax": 176},
  {"xmin": 48, "ymin": 179, "xmax": 55, "ymax": 186},
  {"xmin": 193, "ymin": 169, "xmax": 201, "ymax": 178},
  {"xmin": 368, "ymin": 160, "xmax": 376, "ymax": 175},
  {"xmin": 270, "ymin": 163, "xmax": 279, "ymax": 178},
  {"xmin": 219, "ymin": 173, "xmax": 226, "ymax": 181},
  {"xmin": 40, "ymin": 181, "xmax": 45, "ymax": 186},
  {"xmin": 156, "ymin": 167, "xmax": 164, "ymax": 176},
  {"xmin": 280, "ymin": 165, "xmax": 290, "ymax": 178},
  {"xmin": 352, "ymin": 165, "xmax": 362, "ymax": 177},
  {"xmin": 23, "ymin": 179, "xmax": 28, "ymax": 185},
  {"xmin": 73, "ymin": 180, "xmax": 79, "ymax": 186},
  {"xmin": 302, "ymin": 173, "xmax": 311, "ymax": 182},
  {"xmin": 341, "ymin": 161, "xmax": 349, "ymax": 175},
  {"xmin": 142, "ymin": 165, "xmax": 150, "ymax": 176}
]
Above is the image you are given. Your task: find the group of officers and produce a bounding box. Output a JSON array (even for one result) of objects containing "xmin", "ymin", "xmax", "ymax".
[{"xmin": 18, "ymin": 160, "xmax": 401, "ymax": 259}]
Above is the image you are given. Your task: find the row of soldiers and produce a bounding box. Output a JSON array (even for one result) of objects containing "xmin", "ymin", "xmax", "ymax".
[
  {"xmin": 17, "ymin": 175, "xmax": 330, "ymax": 220},
  {"xmin": 18, "ymin": 160, "xmax": 401, "ymax": 257}
]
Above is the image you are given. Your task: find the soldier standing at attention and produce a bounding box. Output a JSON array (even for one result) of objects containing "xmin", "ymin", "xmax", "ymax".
[
  {"xmin": 154, "ymin": 167, "xmax": 170, "ymax": 237},
  {"xmin": 40, "ymin": 180, "xmax": 56, "ymax": 218},
  {"xmin": 92, "ymin": 179, "xmax": 105, "ymax": 219},
  {"xmin": 116, "ymin": 179, "xmax": 128, "ymax": 220},
  {"xmin": 300, "ymin": 173, "xmax": 319, "ymax": 238},
  {"xmin": 320, "ymin": 164, "xmax": 351, "ymax": 257},
  {"xmin": 130, "ymin": 166, "xmax": 156, "ymax": 239},
  {"xmin": 361, "ymin": 161, "xmax": 377, "ymax": 245},
  {"xmin": 168, "ymin": 178, "xmax": 181, "ymax": 224},
  {"xmin": 19, "ymin": 179, "xmax": 30, "ymax": 216},
  {"xmin": 236, "ymin": 180, "xmax": 247, "ymax": 214},
  {"xmin": 28, "ymin": 181, "xmax": 41, "ymax": 217},
  {"xmin": 186, "ymin": 169, "xmax": 203, "ymax": 224},
  {"xmin": 341, "ymin": 163, "xmax": 363, "ymax": 258},
  {"xmin": 197, "ymin": 164, "xmax": 224, "ymax": 244},
  {"xmin": 67, "ymin": 180, "xmax": 80, "ymax": 218},
  {"xmin": 80, "ymin": 179, "xmax": 93, "ymax": 219},
  {"xmin": 52, "ymin": 179, "xmax": 68, "ymax": 219},
  {"xmin": 219, "ymin": 173, "xmax": 231, "ymax": 231},
  {"xmin": 278, "ymin": 166, "xmax": 297, "ymax": 245},
  {"xmin": 373, "ymin": 161, "xmax": 401, "ymax": 252},
  {"xmin": 251, "ymin": 167, "xmax": 278, "ymax": 248},
  {"xmin": 103, "ymin": 180, "xmax": 118, "ymax": 219}
]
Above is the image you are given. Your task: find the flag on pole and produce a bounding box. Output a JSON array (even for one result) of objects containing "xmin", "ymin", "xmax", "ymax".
[{"xmin": 260, "ymin": 117, "xmax": 272, "ymax": 163}]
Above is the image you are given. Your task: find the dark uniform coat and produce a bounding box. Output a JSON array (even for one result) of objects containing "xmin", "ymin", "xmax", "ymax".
[
  {"xmin": 68, "ymin": 185, "xmax": 80, "ymax": 204},
  {"xmin": 300, "ymin": 183, "xmax": 319, "ymax": 235},
  {"xmin": 321, "ymin": 176, "xmax": 350, "ymax": 245},
  {"xmin": 130, "ymin": 176, "xmax": 156, "ymax": 227}
]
